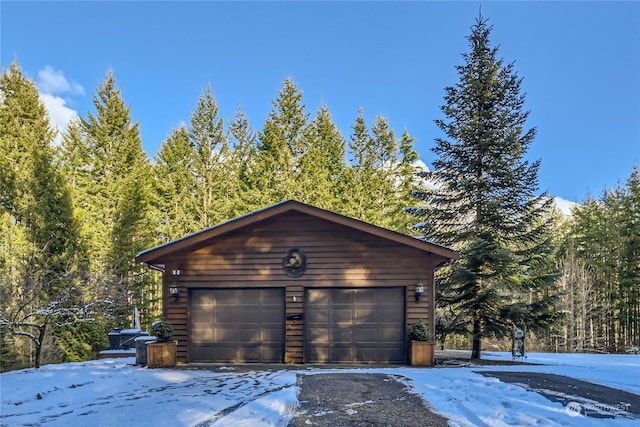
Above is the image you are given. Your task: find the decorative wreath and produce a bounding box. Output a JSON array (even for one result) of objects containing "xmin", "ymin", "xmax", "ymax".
[{"xmin": 282, "ymin": 248, "xmax": 307, "ymax": 278}]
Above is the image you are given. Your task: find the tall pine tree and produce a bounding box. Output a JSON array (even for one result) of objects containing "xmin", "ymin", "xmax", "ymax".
[
  {"xmin": 413, "ymin": 16, "xmax": 556, "ymax": 358},
  {"xmin": 0, "ymin": 61, "xmax": 83, "ymax": 368},
  {"xmin": 61, "ymin": 70, "xmax": 156, "ymax": 327},
  {"xmin": 154, "ymin": 125, "xmax": 198, "ymax": 242},
  {"xmin": 249, "ymin": 78, "xmax": 310, "ymax": 205}
]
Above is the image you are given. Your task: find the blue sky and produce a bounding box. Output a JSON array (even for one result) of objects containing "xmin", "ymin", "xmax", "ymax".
[{"xmin": 2, "ymin": 1, "xmax": 639, "ymax": 205}]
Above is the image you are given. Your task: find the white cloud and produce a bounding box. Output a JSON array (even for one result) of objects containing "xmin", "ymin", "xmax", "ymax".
[
  {"xmin": 37, "ymin": 65, "xmax": 84, "ymax": 96},
  {"xmin": 36, "ymin": 66, "xmax": 84, "ymax": 145},
  {"xmin": 553, "ymin": 196, "xmax": 578, "ymax": 216},
  {"xmin": 39, "ymin": 93, "xmax": 78, "ymax": 144}
]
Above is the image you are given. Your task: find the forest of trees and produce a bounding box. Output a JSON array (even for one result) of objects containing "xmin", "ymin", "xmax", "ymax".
[{"xmin": 1, "ymin": 16, "xmax": 638, "ymax": 370}]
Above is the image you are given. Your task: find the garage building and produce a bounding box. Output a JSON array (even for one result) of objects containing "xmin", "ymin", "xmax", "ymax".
[{"xmin": 135, "ymin": 200, "xmax": 458, "ymax": 364}]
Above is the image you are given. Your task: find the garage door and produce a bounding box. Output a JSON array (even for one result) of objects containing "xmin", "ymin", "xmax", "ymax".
[
  {"xmin": 190, "ymin": 289, "xmax": 285, "ymax": 363},
  {"xmin": 306, "ymin": 288, "xmax": 405, "ymax": 363}
]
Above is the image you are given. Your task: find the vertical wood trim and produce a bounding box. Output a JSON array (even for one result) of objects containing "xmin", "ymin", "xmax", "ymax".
[{"xmin": 285, "ymin": 284, "xmax": 304, "ymax": 363}]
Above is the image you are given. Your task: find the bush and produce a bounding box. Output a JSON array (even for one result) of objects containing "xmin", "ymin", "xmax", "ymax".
[
  {"xmin": 408, "ymin": 319, "xmax": 431, "ymax": 341},
  {"xmin": 151, "ymin": 320, "xmax": 173, "ymax": 342}
]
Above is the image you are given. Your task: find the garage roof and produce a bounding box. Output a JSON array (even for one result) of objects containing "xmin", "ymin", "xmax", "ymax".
[{"xmin": 135, "ymin": 200, "xmax": 459, "ymax": 266}]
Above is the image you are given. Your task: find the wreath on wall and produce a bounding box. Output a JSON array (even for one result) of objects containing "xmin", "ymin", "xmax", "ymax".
[{"xmin": 282, "ymin": 248, "xmax": 307, "ymax": 278}]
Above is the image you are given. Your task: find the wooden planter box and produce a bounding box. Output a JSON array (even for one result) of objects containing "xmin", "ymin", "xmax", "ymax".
[
  {"xmin": 147, "ymin": 341, "xmax": 177, "ymax": 368},
  {"xmin": 410, "ymin": 341, "xmax": 435, "ymax": 366}
]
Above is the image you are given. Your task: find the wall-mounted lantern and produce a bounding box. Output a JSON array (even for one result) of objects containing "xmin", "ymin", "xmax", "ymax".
[
  {"xmin": 415, "ymin": 281, "xmax": 424, "ymax": 302},
  {"xmin": 169, "ymin": 269, "xmax": 181, "ymax": 302}
]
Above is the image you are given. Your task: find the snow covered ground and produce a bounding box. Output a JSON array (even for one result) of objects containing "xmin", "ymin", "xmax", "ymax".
[{"xmin": 1, "ymin": 352, "xmax": 638, "ymax": 426}]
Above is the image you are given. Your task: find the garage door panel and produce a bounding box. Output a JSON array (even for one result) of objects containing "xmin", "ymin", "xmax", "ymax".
[
  {"xmin": 379, "ymin": 328, "xmax": 404, "ymax": 341},
  {"xmin": 356, "ymin": 329, "xmax": 378, "ymax": 342},
  {"xmin": 262, "ymin": 328, "xmax": 283, "ymax": 342},
  {"xmin": 332, "ymin": 329, "xmax": 353, "ymax": 342},
  {"xmin": 238, "ymin": 328, "xmax": 259, "ymax": 341},
  {"xmin": 238, "ymin": 309, "xmax": 260, "ymax": 323},
  {"xmin": 333, "ymin": 291, "xmax": 354, "ymax": 304},
  {"xmin": 216, "ymin": 310, "xmax": 237, "ymax": 323},
  {"xmin": 190, "ymin": 289, "xmax": 284, "ymax": 363},
  {"xmin": 215, "ymin": 292, "xmax": 240, "ymax": 305},
  {"xmin": 192, "ymin": 329, "xmax": 213, "ymax": 344},
  {"xmin": 306, "ymin": 288, "xmax": 405, "ymax": 363},
  {"xmin": 308, "ymin": 347, "xmax": 329, "ymax": 362},
  {"xmin": 332, "ymin": 309, "xmax": 354, "ymax": 323},
  {"xmin": 307, "ymin": 289, "xmax": 329, "ymax": 304},
  {"xmin": 378, "ymin": 309, "xmax": 400, "ymax": 322},
  {"xmin": 354, "ymin": 308, "xmax": 376, "ymax": 321},
  {"xmin": 191, "ymin": 292, "xmax": 213, "ymax": 306},
  {"xmin": 261, "ymin": 310, "xmax": 283, "ymax": 323},
  {"xmin": 331, "ymin": 347, "xmax": 354, "ymax": 361},
  {"xmin": 307, "ymin": 309, "xmax": 329, "ymax": 323},
  {"xmin": 308, "ymin": 328, "xmax": 329, "ymax": 344},
  {"xmin": 192, "ymin": 311, "xmax": 213, "ymax": 324}
]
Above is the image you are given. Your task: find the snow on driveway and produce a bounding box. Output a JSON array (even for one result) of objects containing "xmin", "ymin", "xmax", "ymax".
[
  {"xmin": 1, "ymin": 352, "xmax": 639, "ymax": 426},
  {"xmin": 0, "ymin": 359, "xmax": 297, "ymax": 426}
]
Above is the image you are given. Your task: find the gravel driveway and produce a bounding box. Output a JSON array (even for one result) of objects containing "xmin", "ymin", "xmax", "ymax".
[{"xmin": 288, "ymin": 373, "xmax": 448, "ymax": 427}]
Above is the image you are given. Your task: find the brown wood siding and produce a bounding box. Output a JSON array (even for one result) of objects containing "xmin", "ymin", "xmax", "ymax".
[{"xmin": 160, "ymin": 211, "xmax": 438, "ymax": 364}]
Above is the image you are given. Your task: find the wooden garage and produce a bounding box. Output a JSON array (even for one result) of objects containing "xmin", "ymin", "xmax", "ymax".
[{"xmin": 136, "ymin": 200, "xmax": 458, "ymax": 365}]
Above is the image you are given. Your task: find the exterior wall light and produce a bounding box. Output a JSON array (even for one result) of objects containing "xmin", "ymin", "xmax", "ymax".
[
  {"xmin": 170, "ymin": 269, "xmax": 181, "ymax": 302},
  {"xmin": 415, "ymin": 281, "xmax": 424, "ymax": 302},
  {"xmin": 169, "ymin": 285, "xmax": 179, "ymax": 302}
]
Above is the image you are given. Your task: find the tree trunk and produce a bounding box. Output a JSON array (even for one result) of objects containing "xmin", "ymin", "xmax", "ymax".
[
  {"xmin": 34, "ymin": 324, "xmax": 47, "ymax": 369},
  {"xmin": 471, "ymin": 319, "xmax": 482, "ymax": 359}
]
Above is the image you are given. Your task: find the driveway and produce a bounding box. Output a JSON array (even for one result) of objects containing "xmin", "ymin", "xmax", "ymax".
[
  {"xmin": 480, "ymin": 371, "xmax": 640, "ymax": 419},
  {"xmin": 288, "ymin": 373, "xmax": 448, "ymax": 427}
]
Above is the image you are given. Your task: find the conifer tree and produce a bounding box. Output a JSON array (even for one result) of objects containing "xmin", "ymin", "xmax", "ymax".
[
  {"xmin": 565, "ymin": 166, "xmax": 640, "ymax": 351},
  {"xmin": 154, "ymin": 125, "xmax": 198, "ymax": 242},
  {"xmin": 620, "ymin": 167, "xmax": 640, "ymax": 348},
  {"xmin": 0, "ymin": 61, "xmax": 83, "ymax": 368},
  {"xmin": 298, "ymin": 105, "xmax": 346, "ymax": 209},
  {"xmin": 188, "ymin": 85, "xmax": 235, "ymax": 227},
  {"xmin": 412, "ymin": 17, "xmax": 556, "ymax": 358},
  {"xmin": 342, "ymin": 109, "xmax": 379, "ymax": 222},
  {"xmin": 250, "ymin": 78, "xmax": 310, "ymax": 205},
  {"xmin": 0, "ymin": 61, "xmax": 79, "ymax": 282},
  {"xmin": 342, "ymin": 110, "xmax": 417, "ymax": 231},
  {"xmin": 230, "ymin": 108, "xmax": 259, "ymax": 214},
  {"xmin": 62, "ymin": 70, "xmax": 156, "ymax": 326}
]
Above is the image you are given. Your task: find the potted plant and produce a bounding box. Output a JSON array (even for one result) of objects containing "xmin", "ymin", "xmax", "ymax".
[
  {"xmin": 408, "ymin": 319, "xmax": 435, "ymax": 366},
  {"xmin": 147, "ymin": 320, "xmax": 177, "ymax": 368}
]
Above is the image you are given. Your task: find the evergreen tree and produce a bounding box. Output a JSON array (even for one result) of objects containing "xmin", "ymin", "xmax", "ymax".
[
  {"xmin": 230, "ymin": 107, "xmax": 259, "ymax": 214},
  {"xmin": 298, "ymin": 105, "xmax": 346, "ymax": 209},
  {"xmin": 566, "ymin": 166, "xmax": 640, "ymax": 351},
  {"xmin": 188, "ymin": 85, "xmax": 235, "ymax": 227},
  {"xmin": 620, "ymin": 166, "xmax": 640, "ymax": 348},
  {"xmin": 342, "ymin": 110, "xmax": 418, "ymax": 232},
  {"xmin": 250, "ymin": 78, "xmax": 310, "ymax": 205},
  {"xmin": 0, "ymin": 61, "xmax": 83, "ymax": 368},
  {"xmin": 0, "ymin": 61, "xmax": 79, "ymax": 274},
  {"xmin": 154, "ymin": 125, "xmax": 199, "ymax": 242},
  {"xmin": 342, "ymin": 108, "xmax": 377, "ymax": 222},
  {"xmin": 412, "ymin": 17, "xmax": 556, "ymax": 358},
  {"xmin": 61, "ymin": 70, "xmax": 156, "ymax": 326}
]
